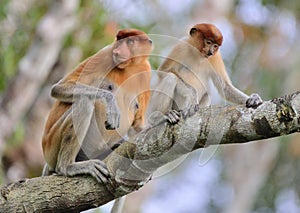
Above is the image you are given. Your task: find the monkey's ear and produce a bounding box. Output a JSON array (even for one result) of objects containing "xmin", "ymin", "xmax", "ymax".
[{"xmin": 190, "ymin": 27, "xmax": 198, "ymax": 36}]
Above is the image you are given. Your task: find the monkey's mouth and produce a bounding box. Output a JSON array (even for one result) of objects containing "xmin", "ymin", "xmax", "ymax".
[
  {"xmin": 118, "ymin": 56, "xmax": 128, "ymax": 61},
  {"xmin": 113, "ymin": 55, "xmax": 129, "ymax": 64},
  {"xmin": 200, "ymin": 52, "xmax": 210, "ymax": 58}
]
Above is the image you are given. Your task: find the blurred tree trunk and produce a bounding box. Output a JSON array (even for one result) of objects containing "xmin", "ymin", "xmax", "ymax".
[
  {"xmin": 223, "ymin": 142, "xmax": 279, "ymax": 213},
  {"xmin": 0, "ymin": 0, "xmax": 79, "ymax": 161},
  {"xmin": 222, "ymin": 11, "xmax": 300, "ymax": 211}
]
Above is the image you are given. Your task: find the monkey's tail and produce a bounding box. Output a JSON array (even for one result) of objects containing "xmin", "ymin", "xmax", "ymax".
[
  {"xmin": 110, "ymin": 196, "xmax": 125, "ymax": 213},
  {"xmin": 42, "ymin": 164, "xmax": 50, "ymax": 176}
]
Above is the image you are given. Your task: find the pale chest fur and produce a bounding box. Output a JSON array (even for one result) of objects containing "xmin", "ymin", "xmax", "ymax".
[{"xmin": 171, "ymin": 46, "xmax": 212, "ymax": 100}]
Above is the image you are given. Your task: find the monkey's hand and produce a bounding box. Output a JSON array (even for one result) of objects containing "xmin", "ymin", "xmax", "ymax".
[
  {"xmin": 104, "ymin": 100, "xmax": 120, "ymax": 130},
  {"xmin": 96, "ymin": 90, "xmax": 121, "ymax": 130},
  {"xmin": 246, "ymin": 93, "xmax": 263, "ymax": 109}
]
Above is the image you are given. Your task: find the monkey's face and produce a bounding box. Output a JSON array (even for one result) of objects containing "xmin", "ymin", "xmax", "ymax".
[
  {"xmin": 113, "ymin": 39, "xmax": 133, "ymax": 67},
  {"xmin": 113, "ymin": 30, "xmax": 153, "ymax": 69},
  {"xmin": 200, "ymin": 39, "xmax": 220, "ymax": 58},
  {"xmin": 189, "ymin": 23, "xmax": 223, "ymax": 58}
]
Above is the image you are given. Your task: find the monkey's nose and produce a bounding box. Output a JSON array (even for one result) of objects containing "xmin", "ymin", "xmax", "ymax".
[
  {"xmin": 207, "ymin": 51, "xmax": 213, "ymax": 56},
  {"xmin": 113, "ymin": 48, "xmax": 120, "ymax": 55},
  {"xmin": 105, "ymin": 121, "xmax": 116, "ymax": 130}
]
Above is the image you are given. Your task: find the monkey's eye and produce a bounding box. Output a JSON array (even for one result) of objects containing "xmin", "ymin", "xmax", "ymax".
[
  {"xmin": 206, "ymin": 40, "xmax": 212, "ymax": 45},
  {"xmin": 126, "ymin": 39, "xmax": 134, "ymax": 45},
  {"xmin": 213, "ymin": 44, "xmax": 219, "ymax": 49}
]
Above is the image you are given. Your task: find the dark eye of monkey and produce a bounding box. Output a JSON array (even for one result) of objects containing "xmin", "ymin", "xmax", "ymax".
[
  {"xmin": 108, "ymin": 85, "xmax": 113, "ymax": 91},
  {"xmin": 206, "ymin": 40, "xmax": 212, "ymax": 45},
  {"xmin": 126, "ymin": 38, "xmax": 134, "ymax": 45}
]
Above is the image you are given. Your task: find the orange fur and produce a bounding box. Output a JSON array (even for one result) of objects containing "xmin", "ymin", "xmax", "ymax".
[{"xmin": 42, "ymin": 29, "xmax": 152, "ymax": 172}]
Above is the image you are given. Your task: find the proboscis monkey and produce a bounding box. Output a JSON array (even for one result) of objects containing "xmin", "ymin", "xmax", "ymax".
[
  {"xmin": 148, "ymin": 23, "xmax": 262, "ymax": 125},
  {"xmin": 42, "ymin": 28, "xmax": 153, "ymax": 191}
]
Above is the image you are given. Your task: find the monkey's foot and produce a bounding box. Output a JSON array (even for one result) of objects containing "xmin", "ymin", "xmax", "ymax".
[
  {"xmin": 182, "ymin": 103, "xmax": 200, "ymax": 119},
  {"xmin": 246, "ymin": 93, "xmax": 263, "ymax": 109},
  {"xmin": 66, "ymin": 159, "xmax": 111, "ymax": 184},
  {"xmin": 111, "ymin": 138, "xmax": 125, "ymax": 150},
  {"xmin": 165, "ymin": 110, "xmax": 181, "ymax": 124}
]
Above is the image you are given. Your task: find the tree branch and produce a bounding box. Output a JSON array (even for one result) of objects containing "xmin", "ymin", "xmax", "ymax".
[{"xmin": 1, "ymin": 92, "xmax": 300, "ymax": 212}]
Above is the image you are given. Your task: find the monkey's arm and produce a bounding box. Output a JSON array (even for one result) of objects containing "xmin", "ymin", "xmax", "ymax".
[
  {"xmin": 45, "ymin": 96, "xmax": 110, "ymax": 183},
  {"xmin": 209, "ymin": 52, "xmax": 262, "ymax": 108},
  {"xmin": 51, "ymin": 81, "xmax": 120, "ymax": 130},
  {"xmin": 51, "ymin": 81, "xmax": 114, "ymax": 103},
  {"xmin": 51, "ymin": 54, "xmax": 115, "ymax": 104},
  {"xmin": 172, "ymin": 76, "xmax": 199, "ymax": 118},
  {"xmin": 147, "ymin": 72, "xmax": 181, "ymax": 125}
]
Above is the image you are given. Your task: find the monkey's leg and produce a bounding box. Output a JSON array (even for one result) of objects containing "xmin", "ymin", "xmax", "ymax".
[
  {"xmin": 148, "ymin": 72, "xmax": 181, "ymax": 125},
  {"xmin": 163, "ymin": 75, "xmax": 201, "ymax": 124},
  {"xmin": 172, "ymin": 77, "xmax": 199, "ymax": 119},
  {"xmin": 55, "ymin": 96, "xmax": 110, "ymax": 183}
]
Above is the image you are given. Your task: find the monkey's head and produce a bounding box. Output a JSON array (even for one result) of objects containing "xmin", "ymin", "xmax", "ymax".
[
  {"xmin": 113, "ymin": 29, "xmax": 153, "ymax": 69},
  {"xmin": 189, "ymin": 23, "xmax": 223, "ymax": 58}
]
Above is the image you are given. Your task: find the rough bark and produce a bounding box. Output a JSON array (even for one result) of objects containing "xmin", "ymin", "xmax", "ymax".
[{"xmin": 1, "ymin": 92, "xmax": 300, "ymax": 213}]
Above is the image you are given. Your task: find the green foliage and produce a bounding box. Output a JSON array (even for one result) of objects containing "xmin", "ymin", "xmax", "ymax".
[
  {"xmin": 253, "ymin": 135, "xmax": 300, "ymax": 211},
  {"xmin": 256, "ymin": 69, "xmax": 285, "ymax": 98},
  {"xmin": 261, "ymin": 0, "xmax": 281, "ymax": 6},
  {"xmin": 74, "ymin": 1, "xmax": 113, "ymax": 58},
  {"xmin": 262, "ymin": 0, "xmax": 300, "ymax": 17},
  {"xmin": 0, "ymin": 0, "xmax": 8, "ymax": 20},
  {"xmin": 6, "ymin": 122, "xmax": 25, "ymax": 148}
]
